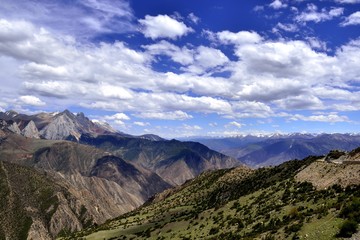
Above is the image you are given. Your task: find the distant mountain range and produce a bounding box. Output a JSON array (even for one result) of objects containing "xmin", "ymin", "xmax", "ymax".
[
  {"xmin": 0, "ymin": 110, "xmax": 240, "ymax": 239},
  {"xmin": 190, "ymin": 133, "xmax": 360, "ymax": 167}
]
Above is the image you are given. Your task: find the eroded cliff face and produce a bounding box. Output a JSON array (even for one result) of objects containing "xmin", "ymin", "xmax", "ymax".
[
  {"xmin": 53, "ymin": 172, "xmax": 145, "ymax": 222},
  {"xmin": 27, "ymin": 220, "xmax": 52, "ymax": 240},
  {"xmin": 26, "ymin": 190, "xmax": 86, "ymax": 240},
  {"xmin": 24, "ymin": 173, "xmax": 146, "ymax": 240}
]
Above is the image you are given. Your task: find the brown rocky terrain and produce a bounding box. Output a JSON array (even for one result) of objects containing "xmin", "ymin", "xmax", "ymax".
[{"xmin": 295, "ymin": 148, "xmax": 360, "ymax": 189}]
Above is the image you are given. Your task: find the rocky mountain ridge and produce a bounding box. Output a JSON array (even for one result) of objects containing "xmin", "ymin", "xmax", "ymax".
[
  {"xmin": 0, "ymin": 110, "xmax": 168, "ymax": 143},
  {"xmin": 0, "ymin": 110, "xmax": 118, "ymax": 141}
]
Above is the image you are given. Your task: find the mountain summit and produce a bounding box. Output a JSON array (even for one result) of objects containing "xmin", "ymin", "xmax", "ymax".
[{"xmin": 0, "ymin": 109, "xmax": 117, "ymax": 140}]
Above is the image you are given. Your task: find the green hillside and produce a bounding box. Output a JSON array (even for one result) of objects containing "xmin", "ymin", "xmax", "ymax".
[
  {"xmin": 66, "ymin": 155, "xmax": 360, "ymax": 240},
  {"xmin": 0, "ymin": 160, "xmax": 91, "ymax": 240}
]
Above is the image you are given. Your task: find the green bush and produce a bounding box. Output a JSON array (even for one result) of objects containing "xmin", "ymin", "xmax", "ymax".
[
  {"xmin": 286, "ymin": 223, "xmax": 303, "ymax": 233},
  {"xmin": 337, "ymin": 220, "xmax": 358, "ymax": 238},
  {"xmin": 209, "ymin": 227, "xmax": 219, "ymax": 235},
  {"xmin": 339, "ymin": 197, "xmax": 360, "ymax": 222}
]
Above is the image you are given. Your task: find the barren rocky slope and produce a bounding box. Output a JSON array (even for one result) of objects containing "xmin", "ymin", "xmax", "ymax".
[{"xmin": 296, "ymin": 148, "xmax": 360, "ymax": 189}]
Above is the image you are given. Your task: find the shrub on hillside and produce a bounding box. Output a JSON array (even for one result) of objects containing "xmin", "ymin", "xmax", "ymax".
[
  {"xmin": 337, "ymin": 220, "xmax": 358, "ymax": 238},
  {"xmin": 339, "ymin": 197, "xmax": 360, "ymax": 222},
  {"xmin": 209, "ymin": 227, "xmax": 219, "ymax": 235}
]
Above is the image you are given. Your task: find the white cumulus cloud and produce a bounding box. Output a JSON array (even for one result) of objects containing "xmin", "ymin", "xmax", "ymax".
[
  {"xmin": 104, "ymin": 113, "xmax": 130, "ymax": 121},
  {"xmin": 272, "ymin": 23, "xmax": 298, "ymax": 33},
  {"xmin": 99, "ymin": 84, "xmax": 133, "ymax": 100},
  {"xmin": 341, "ymin": 11, "xmax": 360, "ymax": 26},
  {"xmin": 226, "ymin": 121, "xmax": 244, "ymax": 128},
  {"xmin": 133, "ymin": 121, "xmax": 150, "ymax": 126},
  {"xmin": 185, "ymin": 46, "xmax": 229, "ymax": 74},
  {"xmin": 289, "ymin": 114, "xmax": 350, "ymax": 123},
  {"xmin": 1, "ymin": 17, "xmax": 360, "ymax": 128},
  {"xmin": 182, "ymin": 124, "xmax": 202, "ymax": 131},
  {"xmin": 212, "ymin": 30, "xmax": 262, "ymax": 45},
  {"xmin": 0, "ymin": 0, "xmax": 135, "ymax": 38},
  {"xmin": 188, "ymin": 13, "xmax": 200, "ymax": 24},
  {"xmin": 194, "ymin": 46, "xmax": 229, "ymax": 68},
  {"xmin": 139, "ymin": 14, "xmax": 193, "ymax": 40},
  {"xmin": 134, "ymin": 110, "xmax": 192, "ymax": 120},
  {"xmin": 335, "ymin": 0, "xmax": 360, "ymax": 3},
  {"xmin": 269, "ymin": 0, "xmax": 287, "ymax": 9},
  {"xmin": 144, "ymin": 40, "xmax": 194, "ymax": 65},
  {"xmin": 295, "ymin": 4, "xmax": 344, "ymax": 23},
  {"xmin": 19, "ymin": 95, "xmax": 45, "ymax": 106}
]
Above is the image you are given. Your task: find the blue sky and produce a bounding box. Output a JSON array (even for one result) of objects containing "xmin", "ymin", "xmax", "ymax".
[{"xmin": 0, "ymin": 0, "xmax": 360, "ymax": 138}]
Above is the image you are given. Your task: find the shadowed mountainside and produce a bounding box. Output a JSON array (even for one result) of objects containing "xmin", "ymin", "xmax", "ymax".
[{"xmin": 79, "ymin": 134, "xmax": 239, "ymax": 185}]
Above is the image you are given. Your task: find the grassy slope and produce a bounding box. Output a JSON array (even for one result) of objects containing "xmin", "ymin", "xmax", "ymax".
[
  {"xmin": 65, "ymin": 156, "xmax": 360, "ymax": 239},
  {"xmin": 0, "ymin": 160, "xmax": 59, "ymax": 239}
]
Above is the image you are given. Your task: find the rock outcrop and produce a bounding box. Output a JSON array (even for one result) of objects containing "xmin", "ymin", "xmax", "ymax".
[
  {"xmin": 40, "ymin": 111, "xmax": 81, "ymax": 140},
  {"xmin": 7, "ymin": 121, "xmax": 21, "ymax": 134},
  {"xmin": 21, "ymin": 120, "xmax": 40, "ymax": 139}
]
